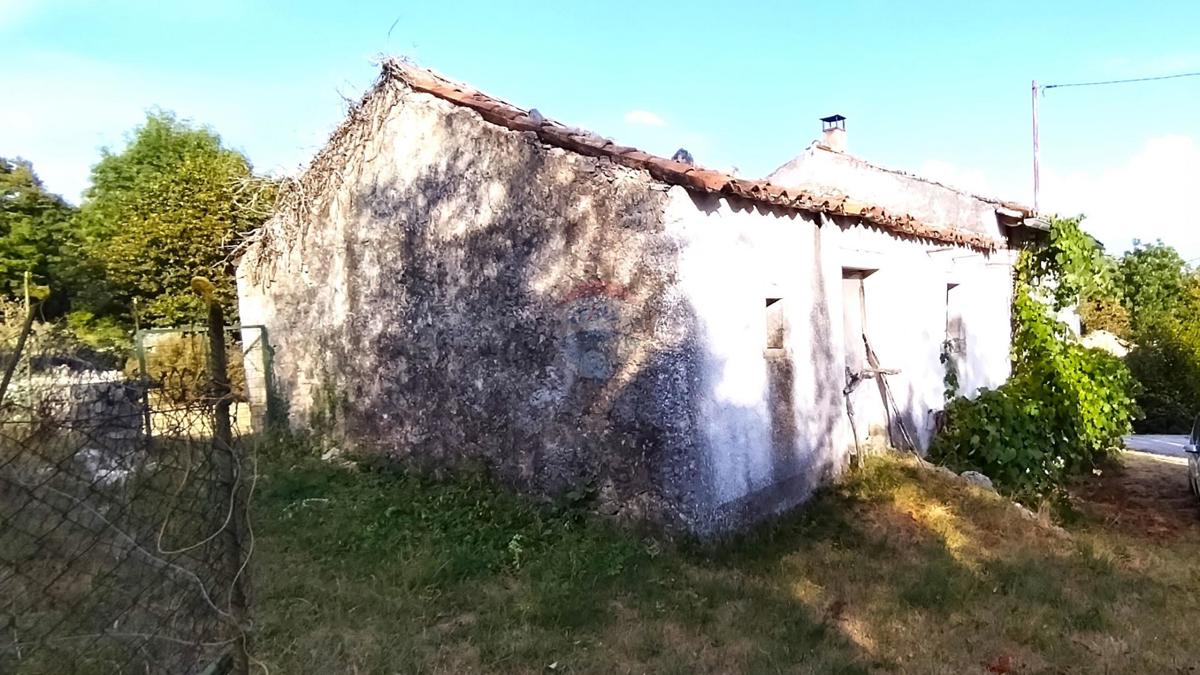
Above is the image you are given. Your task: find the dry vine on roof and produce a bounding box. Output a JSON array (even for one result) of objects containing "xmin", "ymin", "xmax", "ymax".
[
  {"xmin": 240, "ymin": 57, "xmax": 1003, "ymax": 273},
  {"xmin": 239, "ymin": 63, "xmax": 410, "ymax": 277}
]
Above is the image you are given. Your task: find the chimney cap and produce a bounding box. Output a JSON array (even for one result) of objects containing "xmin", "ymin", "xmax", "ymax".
[
  {"xmin": 820, "ymin": 114, "xmax": 846, "ymax": 130},
  {"xmin": 671, "ymin": 148, "xmax": 694, "ymax": 165}
]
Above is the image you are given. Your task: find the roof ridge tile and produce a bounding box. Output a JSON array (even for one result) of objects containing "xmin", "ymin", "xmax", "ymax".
[{"xmin": 382, "ymin": 59, "xmax": 1002, "ymax": 252}]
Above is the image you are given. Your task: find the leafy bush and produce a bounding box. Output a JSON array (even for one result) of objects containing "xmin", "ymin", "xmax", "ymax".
[
  {"xmin": 0, "ymin": 300, "xmax": 127, "ymax": 372},
  {"xmin": 1078, "ymin": 295, "xmax": 1130, "ymax": 337},
  {"xmin": 1125, "ymin": 315, "xmax": 1200, "ymax": 433},
  {"xmin": 76, "ymin": 111, "xmax": 275, "ymax": 328},
  {"xmin": 62, "ymin": 310, "xmax": 130, "ymax": 364},
  {"xmin": 931, "ymin": 218, "xmax": 1139, "ymax": 498},
  {"xmin": 933, "ymin": 346, "xmax": 1137, "ymax": 498},
  {"xmin": 1070, "ymin": 240, "xmax": 1200, "ymax": 434},
  {"xmin": 1119, "ymin": 241, "xmax": 1190, "ymax": 331}
]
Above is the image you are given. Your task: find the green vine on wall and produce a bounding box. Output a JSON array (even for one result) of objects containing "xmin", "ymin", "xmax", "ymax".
[
  {"xmin": 940, "ymin": 339, "xmax": 960, "ymax": 403},
  {"xmin": 931, "ymin": 217, "xmax": 1139, "ymax": 500}
]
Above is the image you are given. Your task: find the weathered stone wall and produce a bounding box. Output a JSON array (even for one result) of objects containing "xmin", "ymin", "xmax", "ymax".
[
  {"xmin": 239, "ymin": 86, "xmax": 708, "ymax": 528},
  {"xmin": 17, "ymin": 369, "xmax": 146, "ymax": 437},
  {"xmin": 237, "ymin": 82, "xmax": 1017, "ymax": 535},
  {"xmin": 9, "ymin": 370, "xmax": 149, "ymax": 485}
]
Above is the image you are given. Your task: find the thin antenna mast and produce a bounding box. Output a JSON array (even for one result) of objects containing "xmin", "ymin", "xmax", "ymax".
[
  {"xmin": 1032, "ymin": 70, "xmax": 1200, "ymax": 214},
  {"xmin": 1031, "ymin": 80, "xmax": 1040, "ymax": 213}
]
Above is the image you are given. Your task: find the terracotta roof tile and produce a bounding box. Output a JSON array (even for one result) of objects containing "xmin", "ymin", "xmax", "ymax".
[{"xmin": 382, "ymin": 59, "xmax": 1002, "ymax": 251}]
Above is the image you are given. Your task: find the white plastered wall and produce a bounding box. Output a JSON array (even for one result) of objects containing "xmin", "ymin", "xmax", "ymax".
[
  {"xmin": 661, "ymin": 189, "xmax": 845, "ymax": 515},
  {"xmin": 661, "ymin": 187, "xmax": 1016, "ymax": 515},
  {"xmin": 830, "ymin": 221, "xmax": 1015, "ymax": 450}
]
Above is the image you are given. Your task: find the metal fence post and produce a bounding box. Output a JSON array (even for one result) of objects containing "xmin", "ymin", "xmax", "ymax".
[
  {"xmin": 197, "ymin": 278, "xmax": 251, "ymax": 675},
  {"xmin": 133, "ymin": 330, "xmax": 154, "ymax": 436},
  {"xmin": 259, "ymin": 327, "xmax": 282, "ymax": 432}
]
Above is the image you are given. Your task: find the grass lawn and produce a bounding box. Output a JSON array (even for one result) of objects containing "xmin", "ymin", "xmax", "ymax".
[{"xmin": 251, "ymin": 451, "xmax": 1200, "ymax": 674}]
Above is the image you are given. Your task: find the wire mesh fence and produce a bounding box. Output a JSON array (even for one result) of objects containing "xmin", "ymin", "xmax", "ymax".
[
  {"xmin": 0, "ymin": 299, "xmax": 252, "ymax": 675},
  {"xmin": 134, "ymin": 324, "xmax": 277, "ymax": 436}
]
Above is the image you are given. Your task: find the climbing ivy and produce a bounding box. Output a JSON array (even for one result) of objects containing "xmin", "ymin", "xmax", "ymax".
[
  {"xmin": 939, "ymin": 339, "xmax": 960, "ymax": 402},
  {"xmin": 931, "ymin": 217, "xmax": 1139, "ymax": 499}
]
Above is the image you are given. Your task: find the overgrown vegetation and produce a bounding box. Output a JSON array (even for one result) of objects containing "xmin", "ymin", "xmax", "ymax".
[
  {"xmin": 1125, "ymin": 314, "xmax": 1200, "ymax": 432},
  {"xmin": 1, "ymin": 112, "xmax": 274, "ymax": 371},
  {"xmin": 1105, "ymin": 242, "xmax": 1200, "ymax": 432},
  {"xmin": 126, "ymin": 332, "xmax": 247, "ymax": 402},
  {"xmin": 0, "ymin": 159, "xmax": 78, "ymax": 317},
  {"xmin": 252, "ymin": 450, "xmax": 1200, "ymax": 673},
  {"xmin": 0, "ymin": 299, "xmax": 122, "ymax": 372},
  {"xmin": 933, "ymin": 217, "xmax": 1138, "ymax": 498},
  {"xmin": 76, "ymin": 111, "xmax": 275, "ymax": 329}
]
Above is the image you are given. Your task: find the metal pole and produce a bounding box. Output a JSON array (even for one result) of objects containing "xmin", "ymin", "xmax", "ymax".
[{"xmin": 1032, "ymin": 79, "xmax": 1040, "ymax": 212}]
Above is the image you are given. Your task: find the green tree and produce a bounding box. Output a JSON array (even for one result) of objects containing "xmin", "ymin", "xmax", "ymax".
[
  {"xmin": 77, "ymin": 111, "xmax": 273, "ymax": 327},
  {"xmin": 1125, "ymin": 317, "xmax": 1200, "ymax": 432},
  {"xmin": 1104, "ymin": 240, "xmax": 1200, "ymax": 432},
  {"xmin": 1118, "ymin": 240, "xmax": 1190, "ymax": 332},
  {"xmin": 0, "ymin": 158, "xmax": 77, "ymax": 314}
]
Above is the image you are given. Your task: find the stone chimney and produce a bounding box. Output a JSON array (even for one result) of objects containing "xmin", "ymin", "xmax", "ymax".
[{"xmin": 820, "ymin": 114, "xmax": 847, "ymax": 153}]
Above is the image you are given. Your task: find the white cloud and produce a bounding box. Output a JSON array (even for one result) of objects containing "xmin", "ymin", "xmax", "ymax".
[
  {"xmin": 623, "ymin": 109, "xmax": 666, "ymax": 128},
  {"xmin": 1042, "ymin": 135, "xmax": 1200, "ymax": 259}
]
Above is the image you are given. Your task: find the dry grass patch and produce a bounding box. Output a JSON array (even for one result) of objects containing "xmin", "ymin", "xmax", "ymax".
[{"xmin": 252, "ymin": 451, "xmax": 1200, "ymax": 673}]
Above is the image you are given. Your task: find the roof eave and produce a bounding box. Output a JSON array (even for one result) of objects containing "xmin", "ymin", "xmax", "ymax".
[{"xmin": 382, "ymin": 58, "xmax": 1003, "ymax": 252}]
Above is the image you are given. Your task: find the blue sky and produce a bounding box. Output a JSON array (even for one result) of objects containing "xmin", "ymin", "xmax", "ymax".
[{"xmin": 4, "ymin": 0, "xmax": 1199, "ymax": 258}]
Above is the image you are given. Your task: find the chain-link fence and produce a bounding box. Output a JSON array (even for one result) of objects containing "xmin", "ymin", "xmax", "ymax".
[
  {"xmin": 134, "ymin": 324, "xmax": 278, "ymax": 436},
  {"xmin": 0, "ymin": 299, "xmax": 252, "ymax": 675}
]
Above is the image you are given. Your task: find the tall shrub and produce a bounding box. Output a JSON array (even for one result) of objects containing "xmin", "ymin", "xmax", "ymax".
[
  {"xmin": 75, "ymin": 111, "xmax": 275, "ymax": 328},
  {"xmin": 1125, "ymin": 311, "xmax": 1200, "ymax": 433},
  {"xmin": 1116, "ymin": 245, "xmax": 1200, "ymax": 433},
  {"xmin": 931, "ymin": 218, "xmax": 1138, "ymax": 498}
]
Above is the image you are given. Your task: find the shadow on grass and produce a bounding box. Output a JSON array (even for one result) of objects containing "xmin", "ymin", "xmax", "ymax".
[
  {"xmin": 678, "ymin": 457, "xmax": 1181, "ymax": 671},
  {"xmin": 253, "ymin": 456, "xmax": 878, "ymax": 673},
  {"xmin": 252, "ymin": 453, "xmax": 1189, "ymax": 673}
]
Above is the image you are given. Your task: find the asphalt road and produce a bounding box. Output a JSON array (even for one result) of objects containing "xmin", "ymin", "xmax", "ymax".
[{"xmin": 1124, "ymin": 434, "xmax": 1190, "ymax": 460}]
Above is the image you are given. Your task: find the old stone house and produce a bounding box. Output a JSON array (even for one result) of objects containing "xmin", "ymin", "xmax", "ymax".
[{"xmin": 236, "ymin": 60, "xmax": 1042, "ymax": 534}]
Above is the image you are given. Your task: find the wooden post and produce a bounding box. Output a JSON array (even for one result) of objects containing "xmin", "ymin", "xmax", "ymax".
[
  {"xmin": 196, "ymin": 277, "xmax": 250, "ymax": 675},
  {"xmin": 23, "ymin": 272, "xmax": 31, "ymax": 410},
  {"xmin": 206, "ymin": 300, "xmax": 234, "ymax": 467},
  {"xmin": 0, "ymin": 292, "xmax": 37, "ymax": 408},
  {"xmin": 134, "ymin": 329, "xmax": 153, "ymax": 436}
]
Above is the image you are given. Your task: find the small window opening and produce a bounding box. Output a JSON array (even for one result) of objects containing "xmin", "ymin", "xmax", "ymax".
[
  {"xmin": 945, "ymin": 283, "xmax": 966, "ymax": 354},
  {"xmin": 765, "ymin": 298, "xmax": 786, "ymax": 350},
  {"xmin": 841, "ymin": 269, "xmax": 873, "ymax": 372}
]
